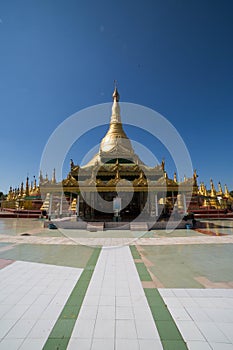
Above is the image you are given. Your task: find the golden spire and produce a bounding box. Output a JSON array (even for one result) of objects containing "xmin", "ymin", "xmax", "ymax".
[
  {"xmin": 198, "ymin": 182, "xmax": 204, "ymax": 195},
  {"xmin": 39, "ymin": 170, "xmax": 43, "ymax": 184},
  {"xmin": 33, "ymin": 176, "xmax": 37, "ymax": 190},
  {"xmin": 20, "ymin": 182, "xmax": 24, "ymax": 197},
  {"xmin": 173, "ymin": 172, "xmax": 177, "ymax": 182},
  {"xmin": 193, "ymin": 169, "xmax": 198, "ymax": 187},
  {"xmin": 210, "ymin": 179, "xmax": 216, "ymax": 197},
  {"xmin": 161, "ymin": 159, "xmax": 165, "ymax": 171},
  {"xmin": 224, "ymin": 184, "xmax": 230, "ymax": 198},
  {"xmin": 218, "ymin": 181, "xmax": 223, "ymax": 195},
  {"xmin": 204, "ymin": 185, "xmax": 208, "ymax": 197},
  {"xmin": 111, "ymin": 84, "xmax": 121, "ymax": 123},
  {"xmin": 25, "ymin": 177, "xmax": 29, "ymax": 197},
  {"xmin": 99, "ymin": 84, "xmax": 134, "ymax": 156},
  {"xmin": 7, "ymin": 186, "xmax": 13, "ymax": 201},
  {"xmin": 51, "ymin": 168, "xmax": 56, "ymax": 184},
  {"xmin": 113, "ymin": 80, "xmax": 120, "ymax": 102}
]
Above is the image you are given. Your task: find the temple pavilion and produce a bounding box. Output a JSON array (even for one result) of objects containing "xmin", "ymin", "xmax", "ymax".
[
  {"xmin": 3, "ymin": 87, "xmax": 233, "ymax": 220},
  {"xmin": 39, "ymin": 87, "xmax": 233, "ymax": 221}
]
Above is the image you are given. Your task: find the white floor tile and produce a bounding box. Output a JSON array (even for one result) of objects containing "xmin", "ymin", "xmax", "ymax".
[
  {"xmin": 135, "ymin": 320, "xmax": 160, "ymax": 339},
  {"xmin": 214, "ymin": 322, "xmax": 233, "ymax": 342},
  {"xmin": 173, "ymin": 289, "xmax": 190, "ymax": 297},
  {"xmin": 78, "ymin": 305, "xmax": 98, "ymax": 320},
  {"xmin": 116, "ymin": 338, "xmax": 139, "ymax": 350},
  {"xmin": 1, "ymin": 305, "xmax": 29, "ymax": 320},
  {"xmin": 20, "ymin": 305, "xmax": 44, "ymax": 320},
  {"xmin": 176, "ymin": 320, "xmax": 205, "ymax": 341},
  {"xmin": 185, "ymin": 307, "xmax": 211, "ymax": 322},
  {"xmin": 116, "ymin": 319, "xmax": 137, "ymax": 339},
  {"xmin": 169, "ymin": 307, "xmax": 192, "ymax": 321},
  {"xmin": 209, "ymin": 343, "xmax": 233, "ymax": 350},
  {"xmin": 82, "ymin": 295, "xmax": 100, "ymax": 306},
  {"xmin": 116, "ymin": 306, "xmax": 134, "ymax": 320},
  {"xmin": 96, "ymin": 306, "xmax": 115, "ymax": 320},
  {"xmin": 27, "ymin": 319, "xmax": 55, "ymax": 339},
  {"xmin": 93, "ymin": 319, "xmax": 115, "ymax": 338},
  {"xmin": 0, "ymin": 319, "xmax": 17, "ymax": 338},
  {"xmin": 0, "ymin": 338, "xmax": 23, "ymax": 350},
  {"xmin": 116, "ymin": 296, "xmax": 132, "ymax": 307},
  {"xmin": 158, "ymin": 289, "xmax": 175, "ymax": 297},
  {"xmin": 139, "ymin": 339, "xmax": 163, "ymax": 350},
  {"xmin": 39, "ymin": 304, "xmax": 62, "ymax": 320},
  {"xmin": 99, "ymin": 295, "xmax": 115, "ymax": 306},
  {"xmin": 67, "ymin": 337, "xmax": 92, "ymax": 350},
  {"xmin": 91, "ymin": 338, "xmax": 114, "ymax": 350},
  {"xmin": 163, "ymin": 297, "xmax": 183, "ymax": 308},
  {"xmin": 71, "ymin": 318, "xmax": 95, "ymax": 338},
  {"xmin": 133, "ymin": 307, "xmax": 153, "ymax": 321},
  {"xmin": 18, "ymin": 338, "xmax": 46, "ymax": 350},
  {"xmin": 115, "ymin": 288, "xmax": 131, "ymax": 297},
  {"xmin": 187, "ymin": 341, "xmax": 213, "ymax": 350},
  {"xmin": 5, "ymin": 319, "xmax": 37, "ymax": 339},
  {"xmin": 0, "ymin": 305, "xmax": 13, "ymax": 319},
  {"xmin": 179, "ymin": 297, "xmax": 199, "ymax": 308},
  {"xmin": 197, "ymin": 321, "xmax": 230, "ymax": 343},
  {"xmin": 185, "ymin": 289, "xmax": 206, "ymax": 297}
]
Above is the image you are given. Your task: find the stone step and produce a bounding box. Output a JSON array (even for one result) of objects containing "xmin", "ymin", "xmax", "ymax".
[
  {"xmin": 130, "ymin": 222, "xmax": 148, "ymax": 231},
  {"xmin": 87, "ymin": 222, "xmax": 104, "ymax": 231}
]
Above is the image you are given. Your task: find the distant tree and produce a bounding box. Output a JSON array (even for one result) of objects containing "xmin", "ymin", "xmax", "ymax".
[{"xmin": 230, "ymin": 191, "xmax": 233, "ymax": 197}]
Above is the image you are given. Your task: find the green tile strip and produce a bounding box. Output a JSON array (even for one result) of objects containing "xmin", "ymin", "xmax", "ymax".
[
  {"xmin": 130, "ymin": 246, "xmax": 188, "ymax": 350},
  {"xmin": 135, "ymin": 262, "xmax": 152, "ymax": 281},
  {"xmin": 130, "ymin": 245, "xmax": 141, "ymax": 259},
  {"xmin": 42, "ymin": 247, "xmax": 101, "ymax": 350}
]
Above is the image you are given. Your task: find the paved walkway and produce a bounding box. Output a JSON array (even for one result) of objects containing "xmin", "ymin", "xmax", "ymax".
[
  {"xmin": 0, "ymin": 229, "xmax": 233, "ymax": 349},
  {"xmin": 1, "ymin": 234, "xmax": 233, "ymax": 246},
  {"xmin": 67, "ymin": 246, "xmax": 162, "ymax": 350}
]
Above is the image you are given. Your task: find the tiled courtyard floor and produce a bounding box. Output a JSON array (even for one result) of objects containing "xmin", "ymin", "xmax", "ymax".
[{"xmin": 0, "ymin": 219, "xmax": 233, "ymax": 349}]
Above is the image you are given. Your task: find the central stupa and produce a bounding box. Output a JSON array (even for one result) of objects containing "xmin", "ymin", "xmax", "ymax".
[{"xmin": 84, "ymin": 87, "xmax": 143, "ymax": 167}]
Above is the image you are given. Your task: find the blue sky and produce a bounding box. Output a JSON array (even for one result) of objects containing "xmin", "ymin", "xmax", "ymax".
[{"xmin": 0, "ymin": 0, "xmax": 233, "ymax": 193}]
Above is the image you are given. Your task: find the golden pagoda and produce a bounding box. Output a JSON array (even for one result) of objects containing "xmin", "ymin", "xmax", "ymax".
[
  {"xmin": 37, "ymin": 86, "xmax": 233, "ymax": 221},
  {"xmin": 53, "ymin": 87, "xmax": 191, "ymax": 221},
  {"xmin": 3, "ymin": 86, "xmax": 233, "ymax": 220}
]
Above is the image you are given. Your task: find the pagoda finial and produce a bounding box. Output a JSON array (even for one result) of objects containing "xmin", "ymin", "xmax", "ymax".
[
  {"xmin": 161, "ymin": 159, "xmax": 165, "ymax": 171},
  {"xmin": 25, "ymin": 176, "xmax": 29, "ymax": 197},
  {"xmin": 20, "ymin": 182, "xmax": 24, "ymax": 197},
  {"xmin": 52, "ymin": 168, "xmax": 56, "ymax": 184},
  {"xmin": 224, "ymin": 184, "xmax": 230, "ymax": 198},
  {"xmin": 33, "ymin": 176, "xmax": 36, "ymax": 190},
  {"xmin": 39, "ymin": 170, "xmax": 43, "ymax": 183},
  {"xmin": 110, "ymin": 83, "xmax": 121, "ymax": 123},
  {"xmin": 218, "ymin": 181, "xmax": 223, "ymax": 195},
  {"xmin": 112, "ymin": 80, "xmax": 120, "ymax": 102},
  {"xmin": 210, "ymin": 179, "xmax": 216, "ymax": 197},
  {"xmin": 193, "ymin": 169, "xmax": 198, "ymax": 187}
]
